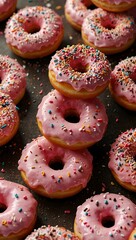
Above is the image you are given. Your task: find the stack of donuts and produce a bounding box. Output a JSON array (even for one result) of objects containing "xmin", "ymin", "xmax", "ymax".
[
  {"xmin": 65, "ymin": 0, "xmax": 136, "ymax": 54},
  {"xmin": 18, "ymin": 43, "xmax": 111, "ymax": 199}
]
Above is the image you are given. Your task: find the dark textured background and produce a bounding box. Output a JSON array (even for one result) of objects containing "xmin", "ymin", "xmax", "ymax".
[{"xmin": 0, "ymin": 0, "xmax": 136, "ymax": 235}]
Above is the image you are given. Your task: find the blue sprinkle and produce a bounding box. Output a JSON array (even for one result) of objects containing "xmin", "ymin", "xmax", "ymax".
[
  {"xmin": 18, "ymin": 208, "xmax": 22, "ymax": 212},
  {"xmin": 48, "ymin": 110, "xmax": 52, "ymax": 114},
  {"xmin": 15, "ymin": 193, "xmax": 19, "ymax": 198},
  {"xmin": 1, "ymin": 124, "xmax": 7, "ymax": 129},
  {"xmin": 50, "ymin": 123, "xmax": 54, "ymax": 128},
  {"xmin": 104, "ymin": 200, "xmax": 108, "ymax": 205}
]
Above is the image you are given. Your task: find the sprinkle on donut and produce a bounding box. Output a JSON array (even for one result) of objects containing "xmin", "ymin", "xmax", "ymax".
[
  {"xmin": 108, "ymin": 128, "xmax": 136, "ymax": 192},
  {"xmin": 74, "ymin": 192, "xmax": 136, "ymax": 240}
]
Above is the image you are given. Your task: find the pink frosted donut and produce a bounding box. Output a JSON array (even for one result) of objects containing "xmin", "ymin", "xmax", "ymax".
[
  {"xmin": 5, "ymin": 6, "xmax": 64, "ymax": 59},
  {"xmin": 25, "ymin": 225, "xmax": 79, "ymax": 240},
  {"xmin": 0, "ymin": 92, "xmax": 19, "ymax": 147},
  {"xmin": 65, "ymin": 0, "xmax": 92, "ymax": 31},
  {"xmin": 48, "ymin": 44, "xmax": 111, "ymax": 99},
  {"xmin": 0, "ymin": 179, "xmax": 37, "ymax": 239},
  {"xmin": 91, "ymin": 0, "xmax": 136, "ymax": 12},
  {"xmin": 74, "ymin": 192, "xmax": 136, "ymax": 240},
  {"xmin": 0, "ymin": 0, "xmax": 17, "ymax": 21},
  {"xmin": 109, "ymin": 56, "xmax": 136, "ymax": 111},
  {"xmin": 0, "ymin": 55, "xmax": 26, "ymax": 104},
  {"xmin": 36, "ymin": 90, "xmax": 108, "ymax": 150},
  {"xmin": 18, "ymin": 136, "xmax": 93, "ymax": 198},
  {"xmin": 108, "ymin": 128, "xmax": 136, "ymax": 192},
  {"xmin": 81, "ymin": 8, "xmax": 136, "ymax": 54}
]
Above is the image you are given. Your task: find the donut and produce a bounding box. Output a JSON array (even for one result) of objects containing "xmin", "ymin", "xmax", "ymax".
[
  {"xmin": 25, "ymin": 225, "xmax": 79, "ymax": 239},
  {"xmin": 109, "ymin": 56, "xmax": 136, "ymax": 111},
  {"xmin": 36, "ymin": 90, "xmax": 108, "ymax": 150},
  {"xmin": 4, "ymin": 6, "xmax": 64, "ymax": 59},
  {"xmin": 74, "ymin": 192, "xmax": 136, "ymax": 239},
  {"xmin": 108, "ymin": 128, "xmax": 136, "ymax": 192},
  {"xmin": 0, "ymin": 179, "xmax": 37, "ymax": 239},
  {"xmin": 91, "ymin": 0, "xmax": 136, "ymax": 12},
  {"xmin": 81, "ymin": 8, "xmax": 136, "ymax": 54},
  {"xmin": 0, "ymin": 92, "xmax": 19, "ymax": 147},
  {"xmin": 129, "ymin": 228, "xmax": 136, "ymax": 240},
  {"xmin": 0, "ymin": 0, "xmax": 17, "ymax": 22},
  {"xmin": 65, "ymin": 0, "xmax": 91, "ymax": 31},
  {"xmin": 18, "ymin": 136, "xmax": 93, "ymax": 198},
  {"xmin": 0, "ymin": 55, "xmax": 26, "ymax": 104},
  {"xmin": 48, "ymin": 44, "xmax": 111, "ymax": 99}
]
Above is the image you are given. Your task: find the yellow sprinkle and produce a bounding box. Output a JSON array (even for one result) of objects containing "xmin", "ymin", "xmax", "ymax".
[
  {"xmin": 41, "ymin": 171, "xmax": 46, "ymax": 176},
  {"xmin": 67, "ymin": 172, "xmax": 71, "ymax": 177},
  {"xmin": 2, "ymin": 220, "xmax": 7, "ymax": 226}
]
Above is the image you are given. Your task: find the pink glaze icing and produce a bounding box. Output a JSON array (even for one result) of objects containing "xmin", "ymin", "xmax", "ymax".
[
  {"xmin": 5, "ymin": 6, "xmax": 64, "ymax": 53},
  {"xmin": 0, "ymin": 92, "xmax": 19, "ymax": 145},
  {"xmin": 108, "ymin": 128, "xmax": 136, "ymax": 187},
  {"xmin": 75, "ymin": 192, "xmax": 136, "ymax": 239},
  {"xmin": 0, "ymin": 55, "xmax": 26, "ymax": 104},
  {"xmin": 18, "ymin": 136, "xmax": 93, "ymax": 195},
  {"xmin": 25, "ymin": 225, "xmax": 79, "ymax": 239},
  {"xmin": 0, "ymin": 0, "xmax": 17, "ymax": 15},
  {"xmin": 0, "ymin": 179, "xmax": 37, "ymax": 237},
  {"xmin": 65, "ymin": 0, "xmax": 91, "ymax": 28},
  {"xmin": 102, "ymin": 0, "xmax": 135, "ymax": 4},
  {"xmin": 110, "ymin": 56, "xmax": 136, "ymax": 104},
  {"xmin": 36, "ymin": 90, "xmax": 108, "ymax": 147},
  {"xmin": 49, "ymin": 44, "xmax": 111, "ymax": 92},
  {"xmin": 82, "ymin": 8, "xmax": 136, "ymax": 48}
]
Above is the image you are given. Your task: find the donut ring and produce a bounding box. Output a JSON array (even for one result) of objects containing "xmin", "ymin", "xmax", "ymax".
[
  {"xmin": 0, "ymin": 92, "xmax": 19, "ymax": 147},
  {"xmin": 91, "ymin": 0, "xmax": 136, "ymax": 12},
  {"xmin": 48, "ymin": 44, "xmax": 111, "ymax": 99},
  {"xmin": 81, "ymin": 8, "xmax": 136, "ymax": 54},
  {"xmin": 109, "ymin": 56, "xmax": 136, "ymax": 111},
  {"xmin": 5, "ymin": 6, "xmax": 64, "ymax": 59},
  {"xmin": 0, "ymin": 0, "xmax": 17, "ymax": 22},
  {"xmin": 36, "ymin": 90, "xmax": 108, "ymax": 150},
  {"xmin": 0, "ymin": 179, "xmax": 37, "ymax": 239},
  {"xmin": 74, "ymin": 192, "xmax": 136, "ymax": 240},
  {"xmin": 65, "ymin": 0, "xmax": 92, "ymax": 31},
  {"xmin": 129, "ymin": 228, "xmax": 136, "ymax": 240},
  {"xmin": 108, "ymin": 128, "xmax": 136, "ymax": 192},
  {"xmin": 18, "ymin": 136, "xmax": 93, "ymax": 198},
  {"xmin": 0, "ymin": 55, "xmax": 26, "ymax": 104},
  {"xmin": 25, "ymin": 225, "xmax": 79, "ymax": 239}
]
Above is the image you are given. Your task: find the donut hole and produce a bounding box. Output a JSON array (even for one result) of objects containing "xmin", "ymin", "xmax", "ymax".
[
  {"xmin": 101, "ymin": 18, "xmax": 116, "ymax": 30},
  {"xmin": 101, "ymin": 215, "xmax": 115, "ymax": 228},
  {"xmin": 49, "ymin": 157, "xmax": 64, "ymax": 170},
  {"xmin": 0, "ymin": 203, "xmax": 7, "ymax": 213},
  {"xmin": 64, "ymin": 109, "xmax": 80, "ymax": 123},
  {"xmin": 70, "ymin": 59, "xmax": 89, "ymax": 73},
  {"xmin": 24, "ymin": 21, "xmax": 41, "ymax": 34}
]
